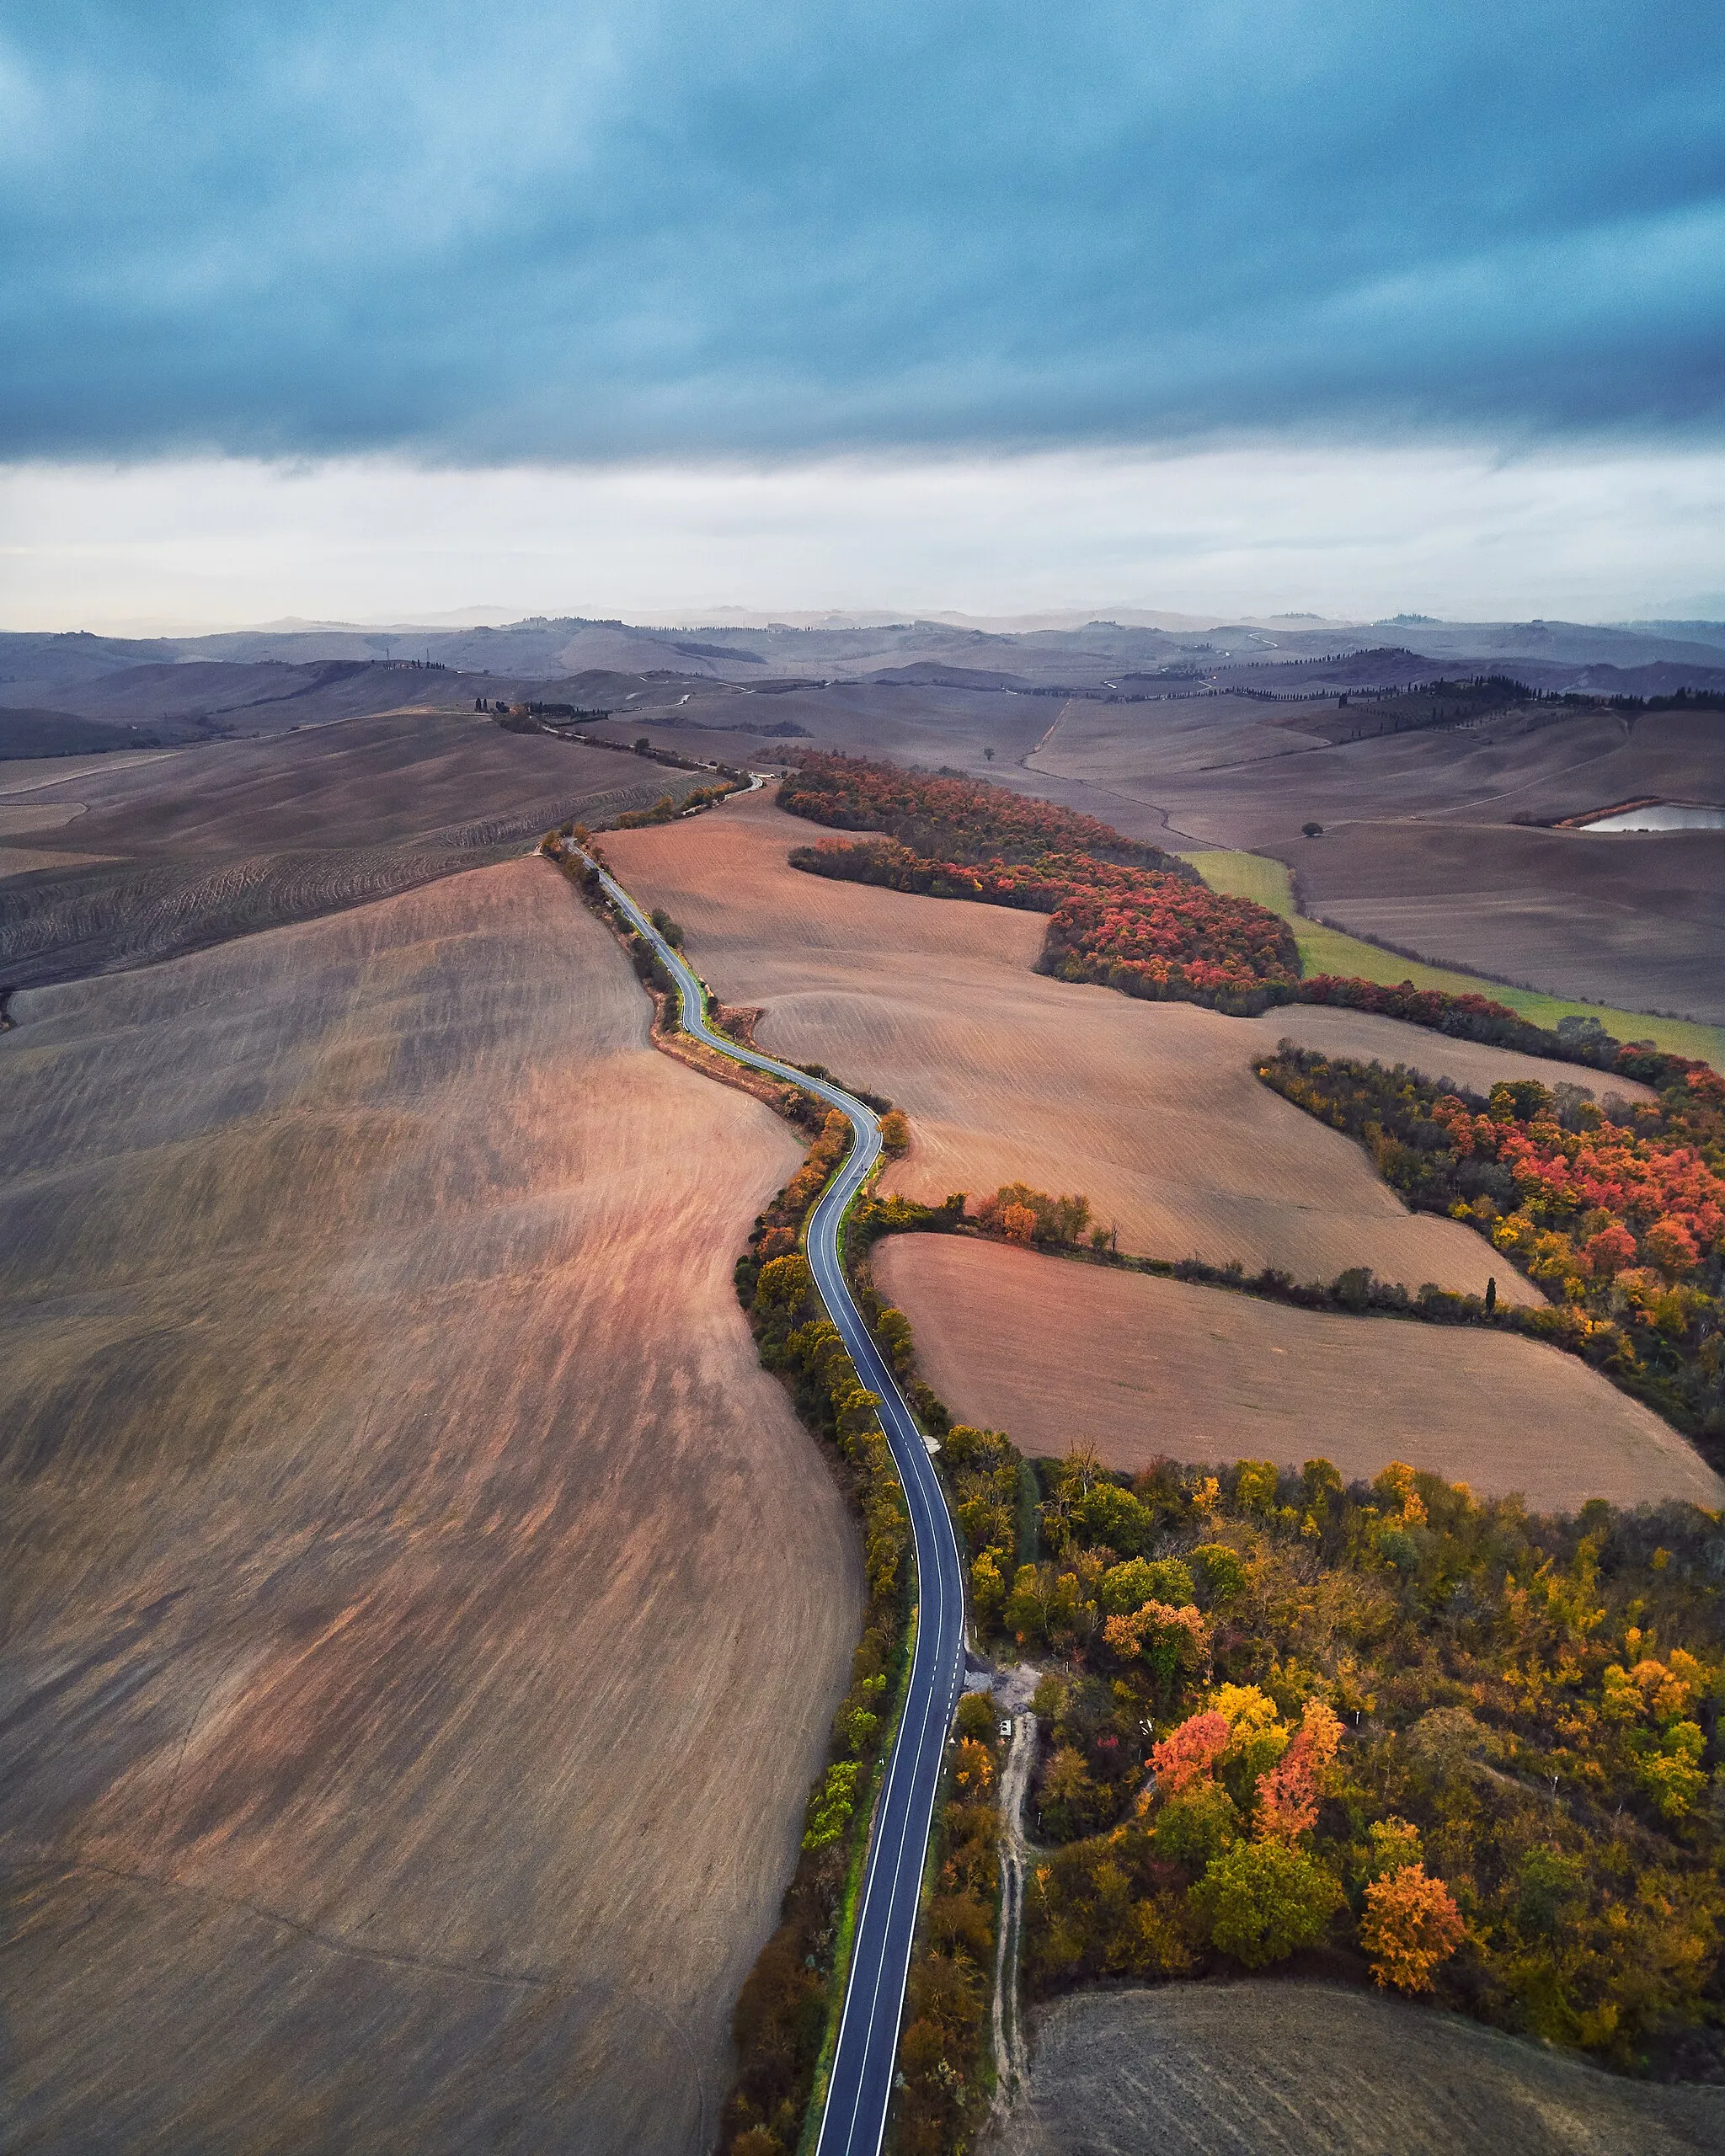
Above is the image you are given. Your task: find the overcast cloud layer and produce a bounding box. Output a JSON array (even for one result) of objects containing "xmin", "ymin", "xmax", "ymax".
[
  {"xmin": 4, "ymin": 1, "xmax": 1724, "ymax": 462},
  {"xmin": 8, "ymin": 449, "xmax": 1723, "ymax": 631}
]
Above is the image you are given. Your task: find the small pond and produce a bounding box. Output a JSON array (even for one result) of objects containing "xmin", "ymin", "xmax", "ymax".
[{"xmin": 1578, "ymin": 802, "xmax": 1725, "ymax": 833}]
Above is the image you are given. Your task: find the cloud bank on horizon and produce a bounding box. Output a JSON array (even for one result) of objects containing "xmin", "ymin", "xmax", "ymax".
[{"xmin": 3, "ymin": 0, "xmax": 1723, "ymax": 464}]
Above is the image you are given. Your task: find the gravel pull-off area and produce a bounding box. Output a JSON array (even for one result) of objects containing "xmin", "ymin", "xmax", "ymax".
[{"xmin": 987, "ymin": 1983, "xmax": 1725, "ymax": 2156}]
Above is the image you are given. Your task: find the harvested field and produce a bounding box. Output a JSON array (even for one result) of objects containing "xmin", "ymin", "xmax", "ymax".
[
  {"xmin": 0, "ymin": 711, "xmax": 708, "ymax": 988},
  {"xmin": 1026, "ymin": 696, "xmax": 1671, "ymax": 850},
  {"xmin": 1274, "ymin": 819, "xmax": 1725, "ymax": 1027},
  {"xmin": 0, "ymin": 749, "xmax": 184, "ymax": 794},
  {"xmin": 0, "ymin": 803, "xmax": 93, "ymax": 835},
  {"xmin": 0, "ymin": 844, "xmax": 115, "ymax": 879},
  {"xmin": 988, "ymin": 1983, "xmax": 1725, "ymax": 2156},
  {"xmin": 0, "ymin": 860, "xmax": 859, "ymax": 2154},
  {"xmin": 604, "ymin": 792, "xmax": 1648, "ymax": 1299},
  {"xmin": 1026, "ymin": 697, "xmax": 1725, "ymax": 1024},
  {"xmin": 873, "ymin": 1236, "xmax": 1720, "ymax": 1510}
]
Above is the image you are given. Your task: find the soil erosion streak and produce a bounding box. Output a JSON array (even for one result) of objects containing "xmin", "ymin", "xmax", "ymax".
[{"xmin": 589, "ymin": 849, "xmax": 969, "ymax": 2156}]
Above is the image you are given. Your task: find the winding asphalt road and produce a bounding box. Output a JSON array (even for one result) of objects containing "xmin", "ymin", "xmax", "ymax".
[{"xmin": 587, "ymin": 850, "xmax": 969, "ymax": 2156}]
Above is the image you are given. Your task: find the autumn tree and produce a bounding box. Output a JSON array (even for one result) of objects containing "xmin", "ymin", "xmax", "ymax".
[
  {"xmin": 1254, "ymin": 1697, "xmax": 1343, "ymax": 1839},
  {"xmin": 1149, "ymin": 1710, "xmax": 1231, "ymax": 1798},
  {"xmin": 753, "ymin": 1253, "xmax": 813, "ymax": 1319},
  {"xmin": 1360, "ymin": 1863, "xmax": 1465, "ymax": 1992},
  {"xmin": 952, "ymin": 1737, "xmax": 996, "ymax": 1798},
  {"xmin": 1002, "ymin": 1203, "xmax": 1037, "ymax": 1246}
]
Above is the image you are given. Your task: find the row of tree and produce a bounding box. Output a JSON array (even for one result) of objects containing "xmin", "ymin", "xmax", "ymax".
[
  {"xmin": 790, "ymin": 834, "xmax": 1299, "ymax": 1009},
  {"xmin": 721, "ymin": 1115, "xmax": 926, "ymax": 2153}
]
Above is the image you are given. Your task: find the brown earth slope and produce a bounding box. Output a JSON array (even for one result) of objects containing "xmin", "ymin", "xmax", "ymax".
[
  {"xmin": 1275, "ymin": 819, "xmax": 1725, "ymax": 1027},
  {"xmin": 873, "ymin": 1237, "xmax": 1721, "ymax": 1511},
  {"xmin": 989, "ymin": 1984, "xmax": 1725, "ymax": 2156},
  {"xmin": 0, "ymin": 858, "xmax": 859, "ymax": 2154},
  {"xmin": 0, "ymin": 712, "xmax": 705, "ymax": 990},
  {"xmin": 1029, "ymin": 697, "xmax": 1725, "ymax": 1022},
  {"xmin": 604, "ymin": 791, "xmax": 1643, "ymax": 1301}
]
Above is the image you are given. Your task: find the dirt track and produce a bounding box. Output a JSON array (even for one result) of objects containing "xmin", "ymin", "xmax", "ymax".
[
  {"xmin": 605, "ymin": 792, "xmax": 1639, "ymax": 1300},
  {"xmin": 874, "ymin": 1236, "xmax": 1722, "ymax": 1510},
  {"xmin": 0, "ymin": 859, "xmax": 859, "ymax": 2153},
  {"xmin": 986, "ymin": 1983, "xmax": 1725, "ymax": 2156}
]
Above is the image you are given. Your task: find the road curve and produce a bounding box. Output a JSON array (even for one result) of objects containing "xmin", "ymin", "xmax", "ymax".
[{"xmin": 587, "ymin": 850, "xmax": 969, "ymax": 2156}]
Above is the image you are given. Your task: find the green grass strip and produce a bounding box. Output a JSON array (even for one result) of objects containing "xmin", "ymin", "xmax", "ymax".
[{"xmin": 1180, "ymin": 848, "xmax": 1725, "ymax": 1070}]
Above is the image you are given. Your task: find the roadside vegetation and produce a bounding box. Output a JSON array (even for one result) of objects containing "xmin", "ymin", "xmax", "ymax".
[
  {"xmin": 719, "ymin": 1129, "xmax": 921, "ymax": 2156},
  {"xmin": 889, "ymin": 1690, "xmax": 1007, "ymax": 2155}
]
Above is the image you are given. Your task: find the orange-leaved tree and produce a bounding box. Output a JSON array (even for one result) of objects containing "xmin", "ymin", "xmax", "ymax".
[
  {"xmin": 1146, "ymin": 1710, "xmax": 1231, "ymax": 1800},
  {"xmin": 1360, "ymin": 1863, "xmax": 1465, "ymax": 1992},
  {"xmin": 1254, "ymin": 1697, "xmax": 1343, "ymax": 1841}
]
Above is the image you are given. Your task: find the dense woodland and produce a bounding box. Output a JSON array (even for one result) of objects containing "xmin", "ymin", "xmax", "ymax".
[
  {"xmin": 778, "ymin": 750, "xmax": 1189, "ymax": 867},
  {"xmin": 1261, "ymin": 1049, "xmax": 1725, "ymax": 1448},
  {"xmin": 954, "ymin": 1432, "xmax": 1725, "ymax": 2081}
]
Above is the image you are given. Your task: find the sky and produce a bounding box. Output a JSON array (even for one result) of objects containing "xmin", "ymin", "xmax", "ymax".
[{"xmin": 3, "ymin": 1, "xmax": 1723, "ymax": 626}]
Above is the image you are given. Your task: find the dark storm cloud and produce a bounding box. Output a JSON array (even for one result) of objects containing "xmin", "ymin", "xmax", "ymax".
[{"xmin": 2, "ymin": 0, "xmax": 1722, "ymax": 460}]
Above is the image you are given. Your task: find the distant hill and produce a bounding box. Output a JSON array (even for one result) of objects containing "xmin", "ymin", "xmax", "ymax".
[
  {"xmin": 8, "ymin": 613, "xmax": 1725, "ymax": 750},
  {"xmin": 0, "ymin": 707, "xmax": 165, "ymax": 759}
]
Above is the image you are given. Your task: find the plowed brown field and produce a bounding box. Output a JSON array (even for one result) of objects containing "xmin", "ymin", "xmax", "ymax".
[
  {"xmin": 1028, "ymin": 696, "xmax": 1725, "ymax": 1022},
  {"xmin": 604, "ymin": 791, "xmax": 1646, "ymax": 1301},
  {"xmin": 873, "ymin": 1236, "xmax": 1721, "ymax": 1509},
  {"xmin": 989, "ymin": 1983, "xmax": 1725, "ymax": 2156},
  {"xmin": 0, "ymin": 858, "xmax": 859, "ymax": 2154},
  {"xmin": 0, "ymin": 712, "xmax": 703, "ymax": 990}
]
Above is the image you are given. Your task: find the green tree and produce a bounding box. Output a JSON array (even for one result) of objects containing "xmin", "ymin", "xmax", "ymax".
[{"xmin": 1191, "ymin": 1838, "xmax": 1341, "ymax": 1967}]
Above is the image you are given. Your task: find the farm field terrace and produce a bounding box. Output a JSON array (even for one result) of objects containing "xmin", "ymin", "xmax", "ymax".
[
  {"xmin": 1181, "ymin": 849, "xmax": 1725, "ymax": 1069},
  {"xmin": 0, "ymin": 858, "xmax": 858, "ymax": 2153},
  {"xmin": 603, "ymin": 789, "xmax": 1646, "ymax": 1298},
  {"xmin": 873, "ymin": 1235, "xmax": 1722, "ymax": 1511}
]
